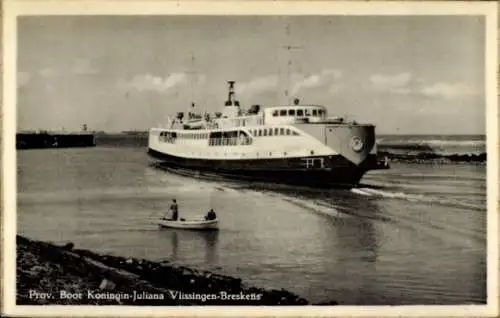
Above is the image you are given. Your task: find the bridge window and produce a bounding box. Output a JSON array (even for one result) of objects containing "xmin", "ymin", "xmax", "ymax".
[
  {"xmin": 280, "ymin": 128, "xmax": 285, "ymax": 135},
  {"xmin": 272, "ymin": 110, "xmax": 279, "ymax": 117},
  {"xmin": 297, "ymin": 109, "xmax": 304, "ymax": 116},
  {"xmin": 288, "ymin": 109, "xmax": 295, "ymax": 116},
  {"xmin": 263, "ymin": 129, "xmax": 268, "ymax": 136},
  {"xmin": 312, "ymin": 109, "xmax": 318, "ymax": 116},
  {"xmin": 318, "ymin": 110, "xmax": 324, "ymax": 116},
  {"xmin": 286, "ymin": 128, "xmax": 291, "ymax": 135},
  {"xmin": 274, "ymin": 128, "xmax": 279, "ymax": 135},
  {"xmin": 269, "ymin": 128, "xmax": 273, "ymax": 136},
  {"xmin": 305, "ymin": 109, "xmax": 311, "ymax": 116},
  {"xmin": 279, "ymin": 109, "xmax": 287, "ymax": 116},
  {"xmin": 258, "ymin": 129, "xmax": 262, "ymax": 136}
]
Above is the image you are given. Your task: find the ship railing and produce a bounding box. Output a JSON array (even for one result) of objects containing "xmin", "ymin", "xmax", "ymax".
[{"xmin": 208, "ymin": 137, "xmax": 253, "ymax": 147}]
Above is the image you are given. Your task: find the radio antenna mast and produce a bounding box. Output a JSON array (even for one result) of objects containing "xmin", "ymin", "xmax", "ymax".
[
  {"xmin": 279, "ymin": 22, "xmax": 303, "ymax": 105},
  {"xmin": 185, "ymin": 53, "xmax": 198, "ymax": 112}
]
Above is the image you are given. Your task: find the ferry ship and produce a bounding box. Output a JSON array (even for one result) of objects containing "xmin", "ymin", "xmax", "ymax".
[{"xmin": 148, "ymin": 81, "xmax": 389, "ymax": 188}]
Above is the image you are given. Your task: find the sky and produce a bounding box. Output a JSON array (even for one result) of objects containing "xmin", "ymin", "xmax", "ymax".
[{"xmin": 17, "ymin": 15, "xmax": 486, "ymax": 134}]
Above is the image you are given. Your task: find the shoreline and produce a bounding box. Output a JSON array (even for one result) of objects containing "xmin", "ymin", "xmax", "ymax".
[{"xmin": 16, "ymin": 235, "xmax": 334, "ymax": 306}]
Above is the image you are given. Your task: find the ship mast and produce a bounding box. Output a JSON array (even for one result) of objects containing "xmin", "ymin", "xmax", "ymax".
[
  {"xmin": 185, "ymin": 53, "xmax": 198, "ymax": 113},
  {"xmin": 280, "ymin": 22, "xmax": 303, "ymax": 105}
]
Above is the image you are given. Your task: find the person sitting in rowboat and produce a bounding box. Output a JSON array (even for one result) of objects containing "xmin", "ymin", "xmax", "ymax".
[
  {"xmin": 164, "ymin": 199, "xmax": 179, "ymax": 221},
  {"xmin": 205, "ymin": 208, "xmax": 217, "ymax": 221}
]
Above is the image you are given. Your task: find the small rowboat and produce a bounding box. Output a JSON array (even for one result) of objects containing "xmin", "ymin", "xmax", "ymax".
[{"xmin": 158, "ymin": 218, "xmax": 219, "ymax": 230}]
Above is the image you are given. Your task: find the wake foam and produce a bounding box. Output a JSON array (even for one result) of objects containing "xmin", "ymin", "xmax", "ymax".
[
  {"xmin": 281, "ymin": 197, "xmax": 345, "ymax": 218},
  {"xmin": 351, "ymin": 187, "xmax": 484, "ymax": 211}
]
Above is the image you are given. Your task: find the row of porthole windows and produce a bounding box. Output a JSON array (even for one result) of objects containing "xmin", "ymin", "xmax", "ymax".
[
  {"xmin": 183, "ymin": 150, "xmax": 315, "ymax": 157},
  {"xmin": 186, "ymin": 152, "xmax": 282, "ymax": 157},
  {"xmin": 272, "ymin": 108, "xmax": 325, "ymax": 117},
  {"xmin": 248, "ymin": 127, "xmax": 299, "ymax": 137}
]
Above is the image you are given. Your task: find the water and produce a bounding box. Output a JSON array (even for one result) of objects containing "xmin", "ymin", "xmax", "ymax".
[{"xmin": 16, "ymin": 142, "xmax": 486, "ymax": 305}]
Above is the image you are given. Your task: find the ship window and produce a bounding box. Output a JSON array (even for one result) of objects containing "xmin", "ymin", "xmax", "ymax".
[
  {"xmin": 297, "ymin": 109, "xmax": 304, "ymax": 116},
  {"xmin": 263, "ymin": 129, "xmax": 268, "ymax": 136},
  {"xmin": 286, "ymin": 128, "xmax": 291, "ymax": 135},
  {"xmin": 279, "ymin": 109, "xmax": 287, "ymax": 116},
  {"xmin": 272, "ymin": 110, "xmax": 279, "ymax": 117},
  {"xmin": 312, "ymin": 109, "xmax": 318, "ymax": 116},
  {"xmin": 280, "ymin": 128, "xmax": 284, "ymax": 135},
  {"xmin": 288, "ymin": 109, "xmax": 295, "ymax": 116},
  {"xmin": 274, "ymin": 128, "xmax": 279, "ymax": 135}
]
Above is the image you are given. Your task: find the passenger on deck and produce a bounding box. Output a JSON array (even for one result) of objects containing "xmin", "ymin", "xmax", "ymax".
[{"xmin": 205, "ymin": 208, "xmax": 217, "ymax": 221}]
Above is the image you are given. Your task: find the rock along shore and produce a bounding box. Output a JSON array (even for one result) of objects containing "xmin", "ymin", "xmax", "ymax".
[{"xmin": 17, "ymin": 235, "xmax": 335, "ymax": 306}]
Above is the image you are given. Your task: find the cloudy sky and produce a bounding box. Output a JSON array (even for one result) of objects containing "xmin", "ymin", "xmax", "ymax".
[{"xmin": 17, "ymin": 15, "xmax": 485, "ymax": 134}]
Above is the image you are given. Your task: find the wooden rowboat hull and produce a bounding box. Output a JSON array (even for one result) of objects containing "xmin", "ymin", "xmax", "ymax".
[{"xmin": 158, "ymin": 219, "xmax": 219, "ymax": 230}]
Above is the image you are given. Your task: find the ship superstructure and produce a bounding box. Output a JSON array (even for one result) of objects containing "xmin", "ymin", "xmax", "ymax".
[{"xmin": 148, "ymin": 81, "xmax": 388, "ymax": 188}]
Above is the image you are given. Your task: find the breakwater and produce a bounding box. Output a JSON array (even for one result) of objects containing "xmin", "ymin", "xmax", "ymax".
[
  {"xmin": 379, "ymin": 151, "xmax": 486, "ymax": 165},
  {"xmin": 16, "ymin": 132, "xmax": 96, "ymax": 150},
  {"xmin": 17, "ymin": 235, "xmax": 326, "ymax": 306}
]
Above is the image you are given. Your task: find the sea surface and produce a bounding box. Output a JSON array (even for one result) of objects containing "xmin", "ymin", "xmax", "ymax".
[{"xmin": 16, "ymin": 135, "xmax": 487, "ymax": 305}]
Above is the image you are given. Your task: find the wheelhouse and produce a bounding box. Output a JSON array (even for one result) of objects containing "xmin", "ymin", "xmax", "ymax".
[{"xmin": 264, "ymin": 105, "xmax": 327, "ymax": 124}]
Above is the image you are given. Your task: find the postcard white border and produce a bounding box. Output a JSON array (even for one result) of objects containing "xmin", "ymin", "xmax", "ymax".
[{"xmin": 2, "ymin": 1, "xmax": 498, "ymax": 317}]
